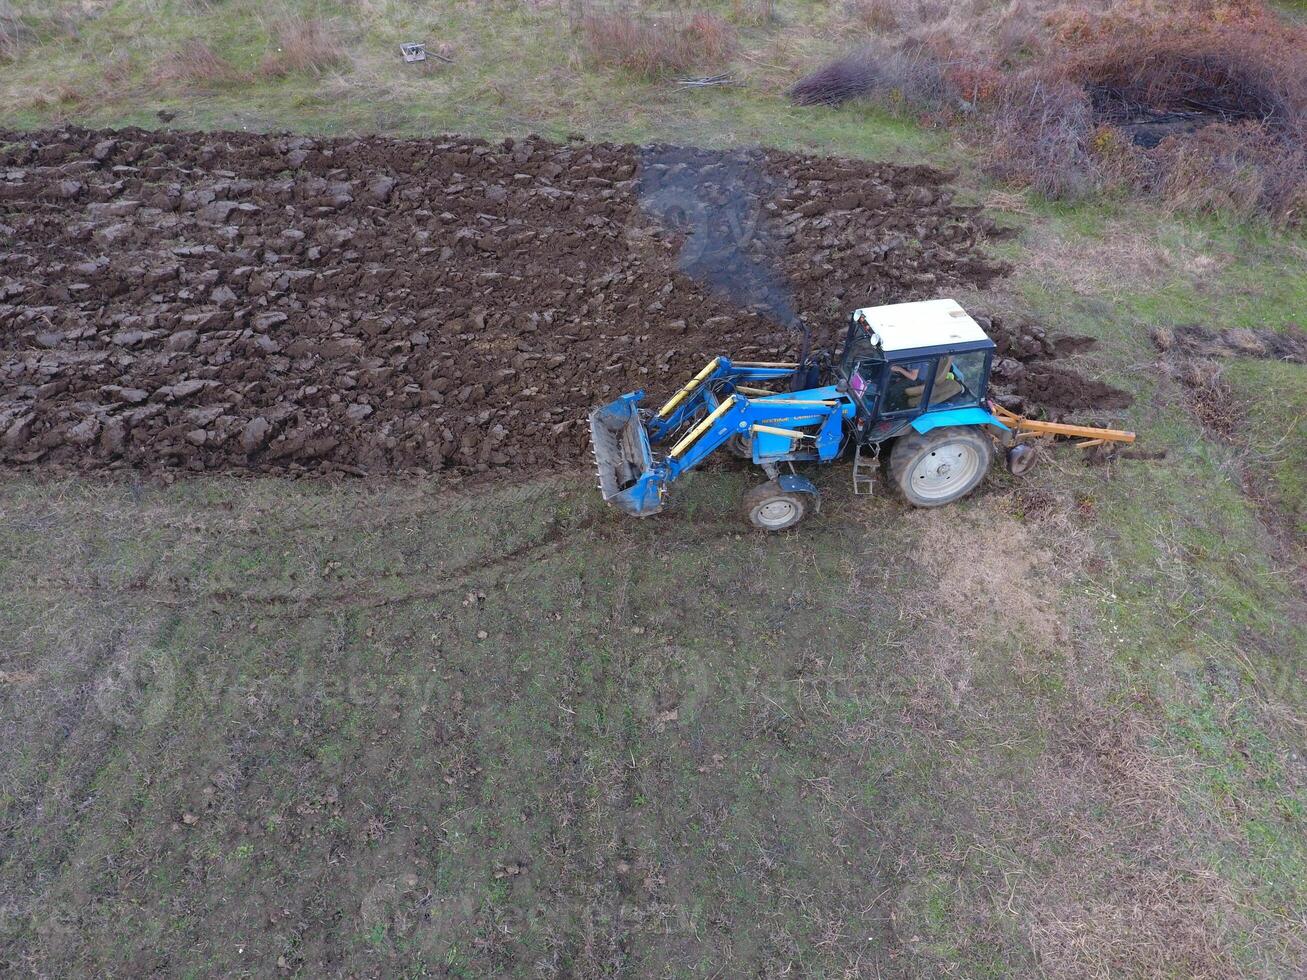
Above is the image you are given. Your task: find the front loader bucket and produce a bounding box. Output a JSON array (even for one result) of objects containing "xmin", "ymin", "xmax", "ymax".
[{"xmin": 588, "ymin": 393, "xmax": 666, "ymax": 516}]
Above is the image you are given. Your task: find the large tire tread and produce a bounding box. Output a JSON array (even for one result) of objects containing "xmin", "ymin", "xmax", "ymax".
[{"xmin": 888, "ymin": 426, "xmax": 992, "ymax": 508}]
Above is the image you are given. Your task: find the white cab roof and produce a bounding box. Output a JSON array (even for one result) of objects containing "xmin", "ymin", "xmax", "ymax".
[{"xmin": 852, "ymin": 299, "xmax": 991, "ymax": 353}]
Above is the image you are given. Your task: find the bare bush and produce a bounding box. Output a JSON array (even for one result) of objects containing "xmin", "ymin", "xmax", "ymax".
[
  {"xmin": 260, "ymin": 16, "xmax": 348, "ymax": 79},
  {"xmin": 1086, "ymin": 123, "xmax": 1153, "ymax": 192},
  {"xmin": 988, "ymin": 72, "xmax": 1100, "ymax": 199},
  {"xmin": 579, "ymin": 9, "xmax": 735, "ymax": 78},
  {"xmin": 1153, "ymin": 122, "xmax": 1307, "ymax": 223},
  {"xmin": 788, "ymin": 41, "xmax": 954, "ymax": 109},
  {"xmin": 1072, "ymin": 32, "xmax": 1307, "ymax": 143},
  {"xmin": 1064, "ymin": 9, "xmax": 1307, "ymax": 220}
]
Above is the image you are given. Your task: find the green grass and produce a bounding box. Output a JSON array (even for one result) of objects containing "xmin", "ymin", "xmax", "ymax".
[
  {"xmin": 8, "ymin": 429, "xmax": 1302, "ymax": 974},
  {"xmin": 1225, "ymin": 359, "xmax": 1307, "ymax": 535},
  {"xmin": 0, "ymin": 0, "xmax": 949, "ymax": 163},
  {"xmin": 1016, "ymin": 201, "xmax": 1307, "ymax": 330},
  {"xmin": 993, "ymin": 211, "xmax": 1307, "ymax": 972}
]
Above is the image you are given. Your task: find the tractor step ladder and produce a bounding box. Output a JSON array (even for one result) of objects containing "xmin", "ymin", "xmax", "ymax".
[{"xmin": 851, "ymin": 443, "xmax": 876, "ymax": 495}]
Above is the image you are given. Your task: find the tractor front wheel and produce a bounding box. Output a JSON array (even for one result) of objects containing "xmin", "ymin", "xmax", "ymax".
[
  {"xmin": 889, "ymin": 426, "xmax": 992, "ymax": 507},
  {"xmin": 726, "ymin": 433, "xmax": 752, "ymax": 459},
  {"xmin": 742, "ymin": 480, "xmax": 811, "ymax": 532}
]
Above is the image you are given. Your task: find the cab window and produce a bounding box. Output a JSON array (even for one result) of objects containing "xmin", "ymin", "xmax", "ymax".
[
  {"xmin": 927, "ymin": 351, "xmax": 987, "ymax": 407},
  {"xmin": 848, "ymin": 356, "xmax": 883, "ymax": 403},
  {"xmin": 883, "ymin": 359, "xmax": 935, "ymax": 413}
]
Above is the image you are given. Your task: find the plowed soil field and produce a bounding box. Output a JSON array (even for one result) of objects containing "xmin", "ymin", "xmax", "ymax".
[{"xmin": 0, "ymin": 127, "xmax": 1118, "ymax": 478}]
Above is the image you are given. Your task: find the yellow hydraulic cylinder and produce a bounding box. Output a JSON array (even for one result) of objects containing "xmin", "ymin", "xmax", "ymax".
[
  {"xmin": 669, "ymin": 395, "xmax": 737, "ymax": 457},
  {"xmin": 656, "ymin": 358, "xmax": 720, "ymax": 419},
  {"xmin": 751, "ymin": 424, "xmax": 812, "ymax": 440}
]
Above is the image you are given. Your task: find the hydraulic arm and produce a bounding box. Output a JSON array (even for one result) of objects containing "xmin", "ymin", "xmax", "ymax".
[{"xmin": 590, "ymin": 358, "xmax": 855, "ymax": 516}]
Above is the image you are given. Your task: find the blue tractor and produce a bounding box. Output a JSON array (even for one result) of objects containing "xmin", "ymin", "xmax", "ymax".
[{"xmin": 590, "ymin": 299, "xmax": 1025, "ymax": 531}]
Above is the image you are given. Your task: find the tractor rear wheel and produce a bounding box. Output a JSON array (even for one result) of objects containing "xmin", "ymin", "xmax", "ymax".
[
  {"xmin": 742, "ymin": 480, "xmax": 811, "ymax": 532},
  {"xmin": 889, "ymin": 426, "xmax": 992, "ymax": 507}
]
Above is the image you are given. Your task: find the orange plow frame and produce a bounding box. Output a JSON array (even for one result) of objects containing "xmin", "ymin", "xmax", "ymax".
[{"xmin": 989, "ymin": 403, "xmax": 1136, "ymax": 450}]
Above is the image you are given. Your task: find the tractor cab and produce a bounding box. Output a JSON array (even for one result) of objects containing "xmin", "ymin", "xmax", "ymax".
[{"xmin": 837, "ymin": 298, "xmax": 997, "ymax": 443}]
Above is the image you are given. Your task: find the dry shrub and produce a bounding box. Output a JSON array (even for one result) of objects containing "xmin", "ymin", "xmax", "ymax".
[
  {"xmin": 1065, "ymin": 8, "xmax": 1307, "ymax": 220},
  {"xmin": 1176, "ymin": 359, "xmax": 1240, "ymax": 439},
  {"xmin": 992, "ymin": 1, "xmax": 1043, "ymax": 51},
  {"xmin": 1159, "ymin": 127, "xmax": 1268, "ymax": 219},
  {"xmin": 795, "ymin": 0, "xmax": 1307, "ymax": 221},
  {"xmin": 152, "ymin": 39, "xmax": 249, "ymax": 90},
  {"xmin": 1087, "ymin": 123, "xmax": 1152, "ymax": 191},
  {"xmin": 260, "ymin": 16, "xmax": 347, "ymax": 79},
  {"xmin": 1153, "ymin": 121, "xmax": 1307, "ymax": 222},
  {"xmin": 845, "ymin": 0, "xmax": 903, "ymax": 31},
  {"xmin": 579, "ymin": 9, "xmax": 735, "ymax": 78},
  {"xmin": 788, "ymin": 48, "xmax": 882, "ymax": 106},
  {"xmin": 987, "ymin": 71, "xmax": 1100, "ymax": 198},
  {"xmin": 1071, "ymin": 29, "xmax": 1307, "ymax": 141},
  {"xmin": 944, "ymin": 61, "xmax": 1004, "ymax": 106},
  {"xmin": 788, "ymin": 40, "xmax": 955, "ymax": 109},
  {"xmin": 0, "ymin": 4, "xmax": 27, "ymax": 63}
]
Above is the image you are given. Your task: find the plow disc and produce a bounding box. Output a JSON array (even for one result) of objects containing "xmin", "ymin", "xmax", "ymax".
[{"xmin": 990, "ymin": 402, "xmax": 1136, "ymax": 469}]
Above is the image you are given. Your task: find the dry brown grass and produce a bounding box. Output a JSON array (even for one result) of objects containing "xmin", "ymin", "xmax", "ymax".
[
  {"xmin": 1021, "ymin": 703, "xmax": 1245, "ymax": 979},
  {"xmin": 0, "ymin": 4, "xmax": 26, "ymax": 64},
  {"xmin": 579, "ymin": 8, "xmax": 735, "ymax": 78},
  {"xmin": 1020, "ymin": 213, "xmax": 1223, "ymax": 297},
  {"xmin": 729, "ymin": 0, "xmax": 777, "ymax": 27},
  {"xmin": 260, "ymin": 15, "xmax": 348, "ymax": 79},
  {"xmin": 0, "ymin": 2, "xmax": 89, "ymax": 65},
  {"xmin": 845, "ymin": 0, "xmax": 908, "ymax": 32},
  {"xmin": 908, "ymin": 499, "xmax": 1072, "ymax": 702},
  {"xmin": 152, "ymin": 39, "xmax": 249, "ymax": 90},
  {"xmin": 870, "ymin": 491, "xmax": 1258, "ymax": 976},
  {"xmin": 1152, "ymin": 122, "xmax": 1303, "ymax": 220}
]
